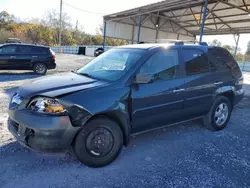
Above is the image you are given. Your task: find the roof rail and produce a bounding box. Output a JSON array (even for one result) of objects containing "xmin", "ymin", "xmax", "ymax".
[{"xmin": 145, "ymin": 39, "xmax": 208, "ymax": 46}]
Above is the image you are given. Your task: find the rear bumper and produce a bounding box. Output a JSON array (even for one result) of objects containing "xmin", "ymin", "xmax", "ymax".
[
  {"xmin": 234, "ymin": 89, "xmax": 245, "ymax": 105},
  {"xmin": 7, "ymin": 109, "xmax": 79, "ymax": 153},
  {"xmin": 47, "ymin": 62, "xmax": 56, "ymax": 69}
]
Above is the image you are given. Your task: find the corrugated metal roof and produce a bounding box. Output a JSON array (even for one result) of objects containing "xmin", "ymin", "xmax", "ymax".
[{"xmin": 104, "ymin": 0, "xmax": 250, "ymax": 35}]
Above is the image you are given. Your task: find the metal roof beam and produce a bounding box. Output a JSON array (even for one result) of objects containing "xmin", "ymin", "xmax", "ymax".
[
  {"xmin": 110, "ymin": 20, "xmax": 194, "ymax": 37},
  {"xmin": 212, "ymin": 14, "xmax": 218, "ymax": 30},
  {"xmin": 206, "ymin": 1, "xmax": 219, "ymax": 19},
  {"xmin": 166, "ymin": 5, "xmax": 250, "ymax": 19},
  {"xmin": 150, "ymin": 13, "xmax": 194, "ymax": 35},
  {"xmin": 218, "ymin": 0, "xmax": 250, "ymax": 13},
  {"xmin": 211, "ymin": 12, "xmax": 232, "ymax": 30},
  {"xmin": 178, "ymin": 12, "xmax": 250, "ymax": 23},
  {"xmin": 184, "ymin": 18, "xmax": 250, "ymax": 27},
  {"xmin": 189, "ymin": 7, "xmax": 200, "ymax": 26},
  {"xmin": 141, "ymin": 15, "xmax": 151, "ymax": 25},
  {"xmin": 242, "ymin": 0, "xmax": 249, "ymax": 11}
]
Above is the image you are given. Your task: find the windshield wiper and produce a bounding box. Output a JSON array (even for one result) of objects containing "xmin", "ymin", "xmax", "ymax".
[{"xmin": 71, "ymin": 70, "xmax": 93, "ymax": 78}]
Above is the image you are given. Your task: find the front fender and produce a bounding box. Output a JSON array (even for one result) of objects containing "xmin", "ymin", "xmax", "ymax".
[{"xmin": 59, "ymin": 85, "xmax": 131, "ymax": 146}]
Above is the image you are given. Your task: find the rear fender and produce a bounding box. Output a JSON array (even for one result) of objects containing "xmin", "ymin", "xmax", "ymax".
[{"xmin": 214, "ymin": 86, "xmax": 236, "ymax": 96}]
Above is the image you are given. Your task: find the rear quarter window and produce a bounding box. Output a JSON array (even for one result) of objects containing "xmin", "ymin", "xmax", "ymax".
[
  {"xmin": 182, "ymin": 49, "xmax": 210, "ymax": 76},
  {"xmin": 208, "ymin": 47, "xmax": 242, "ymax": 78}
]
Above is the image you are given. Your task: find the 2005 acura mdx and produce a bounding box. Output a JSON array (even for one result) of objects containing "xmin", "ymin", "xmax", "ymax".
[{"xmin": 8, "ymin": 42, "xmax": 244, "ymax": 167}]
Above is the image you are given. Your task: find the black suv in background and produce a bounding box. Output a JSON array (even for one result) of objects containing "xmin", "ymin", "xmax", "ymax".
[
  {"xmin": 0, "ymin": 43, "xmax": 56, "ymax": 74},
  {"xmin": 8, "ymin": 42, "xmax": 244, "ymax": 167}
]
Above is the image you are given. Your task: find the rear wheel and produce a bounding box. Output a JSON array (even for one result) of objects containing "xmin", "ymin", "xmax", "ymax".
[
  {"xmin": 203, "ymin": 96, "xmax": 232, "ymax": 131},
  {"xmin": 33, "ymin": 63, "xmax": 47, "ymax": 75},
  {"xmin": 74, "ymin": 117, "xmax": 123, "ymax": 168}
]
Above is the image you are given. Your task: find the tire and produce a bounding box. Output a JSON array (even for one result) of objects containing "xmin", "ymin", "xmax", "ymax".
[
  {"xmin": 74, "ymin": 117, "xmax": 123, "ymax": 168},
  {"xmin": 203, "ymin": 96, "xmax": 232, "ymax": 131},
  {"xmin": 33, "ymin": 63, "xmax": 47, "ymax": 75}
]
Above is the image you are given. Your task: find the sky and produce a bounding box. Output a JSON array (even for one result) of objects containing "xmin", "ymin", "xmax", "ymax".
[{"xmin": 1, "ymin": 0, "xmax": 250, "ymax": 53}]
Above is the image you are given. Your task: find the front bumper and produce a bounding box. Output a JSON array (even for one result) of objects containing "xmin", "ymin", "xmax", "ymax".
[{"xmin": 8, "ymin": 109, "xmax": 80, "ymax": 153}]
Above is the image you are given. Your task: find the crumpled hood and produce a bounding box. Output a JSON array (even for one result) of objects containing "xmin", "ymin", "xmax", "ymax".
[{"xmin": 17, "ymin": 72, "xmax": 108, "ymax": 98}]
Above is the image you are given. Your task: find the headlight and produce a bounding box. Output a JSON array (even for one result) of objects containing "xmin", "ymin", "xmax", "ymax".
[{"xmin": 28, "ymin": 97, "xmax": 66, "ymax": 114}]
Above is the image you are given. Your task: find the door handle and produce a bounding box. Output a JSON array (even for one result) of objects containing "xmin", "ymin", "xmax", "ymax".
[
  {"xmin": 173, "ymin": 88, "xmax": 185, "ymax": 93},
  {"xmin": 10, "ymin": 56, "xmax": 16, "ymax": 58},
  {"xmin": 214, "ymin": 81, "xmax": 223, "ymax": 85}
]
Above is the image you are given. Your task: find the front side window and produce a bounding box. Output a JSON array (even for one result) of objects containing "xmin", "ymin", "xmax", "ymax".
[
  {"xmin": 0, "ymin": 46, "xmax": 17, "ymax": 54},
  {"xmin": 140, "ymin": 49, "xmax": 179, "ymax": 80},
  {"xmin": 183, "ymin": 49, "xmax": 210, "ymax": 76},
  {"xmin": 77, "ymin": 48, "xmax": 146, "ymax": 81}
]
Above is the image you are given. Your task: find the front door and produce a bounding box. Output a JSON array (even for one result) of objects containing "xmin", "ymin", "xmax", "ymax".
[{"xmin": 131, "ymin": 48, "xmax": 186, "ymax": 133}]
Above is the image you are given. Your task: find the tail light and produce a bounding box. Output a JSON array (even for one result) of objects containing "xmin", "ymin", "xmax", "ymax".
[
  {"xmin": 236, "ymin": 77, "xmax": 243, "ymax": 85},
  {"xmin": 50, "ymin": 48, "xmax": 56, "ymax": 61}
]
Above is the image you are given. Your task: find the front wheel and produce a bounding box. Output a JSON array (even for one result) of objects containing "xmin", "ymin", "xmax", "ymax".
[
  {"xmin": 203, "ymin": 96, "xmax": 232, "ymax": 131},
  {"xmin": 74, "ymin": 117, "xmax": 123, "ymax": 168},
  {"xmin": 33, "ymin": 63, "xmax": 47, "ymax": 75}
]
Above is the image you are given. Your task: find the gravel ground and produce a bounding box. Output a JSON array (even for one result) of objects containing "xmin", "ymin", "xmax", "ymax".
[{"xmin": 0, "ymin": 55, "xmax": 250, "ymax": 188}]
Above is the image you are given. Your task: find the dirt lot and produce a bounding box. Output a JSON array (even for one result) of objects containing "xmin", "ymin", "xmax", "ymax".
[{"xmin": 0, "ymin": 54, "xmax": 250, "ymax": 188}]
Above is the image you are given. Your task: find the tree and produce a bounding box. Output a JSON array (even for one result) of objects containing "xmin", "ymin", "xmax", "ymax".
[
  {"xmin": 0, "ymin": 10, "xmax": 129, "ymax": 46},
  {"xmin": 208, "ymin": 39, "xmax": 222, "ymax": 47},
  {"xmin": 247, "ymin": 41, "xmax": 250, "ymax": 52},
  {"xmin": 245, "ymin": 41, "xmax": 250, "ymax": 62},
  {"xmin": 236, "ymin": 52, "xmax": 244, "ymax": 61},
  {"xmin": 222, "ymin": 45, "xmax": 233, "ymax": 54}
]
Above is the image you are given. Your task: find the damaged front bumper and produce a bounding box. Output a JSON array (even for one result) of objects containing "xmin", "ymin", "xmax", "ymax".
[{"xmin": 7, "ymin": 109, "xmax": 80, "ymax": 153}]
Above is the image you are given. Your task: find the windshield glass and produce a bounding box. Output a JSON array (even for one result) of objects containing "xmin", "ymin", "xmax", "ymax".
[{"xmin": 77, "ymin": 48, "xmax": 146, "ymax": 81}]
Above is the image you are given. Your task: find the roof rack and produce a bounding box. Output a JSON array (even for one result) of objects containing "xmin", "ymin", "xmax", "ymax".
[{"xmin": 144, "ymin": 39, "xmax": 208, "ymax": 46}]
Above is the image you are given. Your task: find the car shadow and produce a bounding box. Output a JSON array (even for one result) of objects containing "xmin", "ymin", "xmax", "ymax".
[
  {"xmin": 0, "ymin": 119, "xmax": 204, "ymax": 169},
  {"xmin": 0, "ymin": 72, "xmax": 42, "ymax": 82}
]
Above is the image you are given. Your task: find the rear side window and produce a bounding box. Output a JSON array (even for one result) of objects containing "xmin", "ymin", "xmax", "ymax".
[
  {"xmin": 31, "ymin": 46, "xmax": 43, "ymax": 53},
  {"xmin": 208, "ymin": 47, "xmax": 242, "ymax": 78},
  {"xmin": 19, "ymin": 46, "xmax": 32, "ymax": 53},
  {"xmin": 182, "ymin": 49, "xmax": 210, "ymax": 76},
  {"xmin": 140, "ymin": 49, "xmax": 179, "ymax": 80},
  {"xmin": 19, "ymin": 46, "xmax": 46, "ymax": 54}
]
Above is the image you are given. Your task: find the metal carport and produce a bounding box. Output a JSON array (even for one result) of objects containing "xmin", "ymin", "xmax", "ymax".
[{"xmin": 103, "ymin": 0, "xmax": 250, "ymax": 56}]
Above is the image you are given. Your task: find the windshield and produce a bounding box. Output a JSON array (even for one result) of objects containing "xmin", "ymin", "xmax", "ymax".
[{"xmin": 77, "ymin": 48, "xmax": 146, "ymax": 81}]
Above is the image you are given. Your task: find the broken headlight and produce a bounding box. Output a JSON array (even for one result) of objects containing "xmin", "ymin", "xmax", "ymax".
[{"xmin": 28, "ymin": 97, "xmax": 66, "ymax": 114}]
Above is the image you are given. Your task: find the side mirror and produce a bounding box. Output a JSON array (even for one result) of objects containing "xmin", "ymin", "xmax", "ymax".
[{"xmin": 134, "ymin": 73, "xmax": 154, "ymax": 84}]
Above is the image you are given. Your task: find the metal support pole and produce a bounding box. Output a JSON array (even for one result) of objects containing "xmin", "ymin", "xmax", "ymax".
[
  {"xmin": 155, "ymin": 29, "xmax": 159, "ymax": 42},
  {"xmin": 102, "ymin": 21, "xmax": 107, "ymax": 50},
  {"xmin": 59, "ymin": 0, "xmax": 62, "ymax": 52},
  {"xmin": 137, "ymin": 12, "xmax": 142, "ymax": 44},
  {"xmin": 131, "ymin": 26, "xmax": 135, "ymax": 44},
  {"xmin": 234, "ymin": 34, "xmax": 240, "ymax": 58},
  {"xmin": 199, "ymin": 0, "xmax": 208, "ymax": 42}
]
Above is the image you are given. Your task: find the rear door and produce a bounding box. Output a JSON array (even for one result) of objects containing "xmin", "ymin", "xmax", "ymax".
[
  {"xmin": 182, "ymin": 48, "xmax": 216, "ymax": 119},
  {"xmin": 0, "ymin": 45, "xmax": 18, "ymax": 69},
  {"xmin": 16, "ymin": 45, "xmax": 45, "ymax": 69},
  {"xmin": 131, "ymin": 47, "xmax": 186, "ymax": 133}
]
